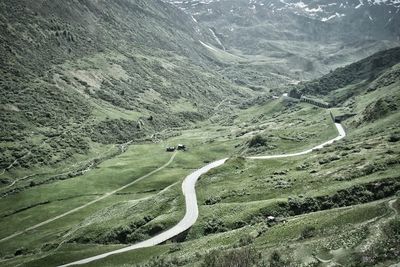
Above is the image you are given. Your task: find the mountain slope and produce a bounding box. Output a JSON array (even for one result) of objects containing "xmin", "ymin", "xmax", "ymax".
[
  {"xmin": 0, "ymin": 0, "xmax": 250, "ymax": 175},
  {"xmin": 291, "ymin": 46, "xmax": 400, "ymax": 94},
  {"xmin": 165, "ymin": 0, "xmax": 400, "ymax": 89}
]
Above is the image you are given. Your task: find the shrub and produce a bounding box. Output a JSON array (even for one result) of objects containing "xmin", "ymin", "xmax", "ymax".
[
  {"xmin": 148, "ymin": 223, "xmax": 165, "ymax": 236},
  {"xmin": 300, "ymin": 226, "xmax": 316, "ymax": 239},
  {"xmin": 388, "ymin": 134, "xmax": 400, "ymax": 142},
  {"xmin": 268, "ymin": 251, "xmax": 287, "ymax": 267},
  {"xmin": 127, "ymin": 229, "xmax": 148, "ymax": 243},
  {"xmin": 201, "ymin": 246, "xmax": 261, "ymax": 267},
  {"xmin": 204, "ymin": 196, "xmax": 221, "ymax": 205},
  {"xmin": 234, "ymin": 220, "xmax": 247, "ymax": 229},
  {"xmin": 204, "ymin": 218, "xmax": 227, "ymax": 235},
  {"xmin": 14, "ymin": 247, "xmax": 28, "ymax": 256},
  {"xmin": 237, "ymin": 234, "xmax": 255, "ymax": 247},
  {"xmin": 169, "ymin": 244, "xmax": 182, "ymax": 253},
  {"xmin": 248, "ymin": 135, "xmax": 267, "ymax": 148}
]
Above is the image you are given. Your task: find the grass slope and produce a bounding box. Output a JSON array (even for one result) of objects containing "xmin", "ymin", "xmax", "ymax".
[{"xmin": 0, "ymin": 0, "xmax": 252, "ymax": 186}]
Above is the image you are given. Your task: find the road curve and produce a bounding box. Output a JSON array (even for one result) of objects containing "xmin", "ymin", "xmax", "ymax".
[
  {"xmin": 59, "ymin": 158, "xmax": 228, "ymax": 267},
  {"xmin": 248, "ymin": 123, "xmax": 346, "ymax": 159},
  {"xmin": 60, "ymin": 122, "xmax": 346, "ymax": 267}
]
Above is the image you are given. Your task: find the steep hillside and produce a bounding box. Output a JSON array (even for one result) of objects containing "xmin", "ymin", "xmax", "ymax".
[
  {"xmin": 165, "ymin": 0, "xmax": 400, "ymax": 89},
  {"xmin": 0, "ymin": 0, "xmax": 250, "ymax": 177},
  {"xmin": 290, "ymin": 46, "xmax": 400, "ymax": 104}
]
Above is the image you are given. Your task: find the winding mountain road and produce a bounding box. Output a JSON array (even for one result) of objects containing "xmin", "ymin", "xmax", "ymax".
[{"xmin": 60, "ymin": 122, "xmax": 346, "ymax": 266}]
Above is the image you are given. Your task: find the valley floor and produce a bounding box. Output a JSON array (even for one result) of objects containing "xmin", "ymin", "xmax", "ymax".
[{"xmin": 0, "ymin": 96, "xmax": 399, "ymax": 267}]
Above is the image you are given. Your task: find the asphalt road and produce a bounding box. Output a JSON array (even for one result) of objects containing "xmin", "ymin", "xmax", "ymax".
[
  {"xmin": 59, "ymin": 158, "xmax": 228, "ymax": 267},
  {"xmin": 59, "ymin": 122, "xmax": 346, "ymax": 266}
]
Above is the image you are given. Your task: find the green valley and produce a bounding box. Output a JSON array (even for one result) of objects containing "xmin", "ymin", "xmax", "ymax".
[{"xmin": 0, "ymin": 0, "xmax": 399, "ymax": 267}]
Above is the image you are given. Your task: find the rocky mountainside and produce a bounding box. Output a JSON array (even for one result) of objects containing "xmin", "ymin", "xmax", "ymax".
[
  {"xmin": 0, "ymin": 0, "xmax": 250, "ymax": 172},
  {"xmin": 170, "ymin": 0, "xmax": 400, "ymax": 41},
  {"xmin": 165, "ymin": 0, "xmax": 400, "ymax": 88}
]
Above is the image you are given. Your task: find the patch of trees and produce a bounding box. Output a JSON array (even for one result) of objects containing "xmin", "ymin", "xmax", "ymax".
[
  {"xmin": 176, "ymin": 111, "xmax": 205, "ymax": 123},
  {"xmin": 344, "ymin": 157, "xmax": 400, "ymax": 181},
  {"xmin": 138, "ymin": 256, "xmax": 181, "ymax": 267},
  {"xmin": 95, "ymin": 89, "xmax": 132, "ymax": 110},
  {"xmin": 243, "ymin": 134, "xmax": 277, "ymax": 155},
  {"xmin": 244, "ymin": 177, "xmax": 400, "ymax": 227},
  {"xmin": 300, "ymin": 225, "xmax": 316, "ymax": 239},
  {"xmin": 238, "ymin": 95, "xmax": 272, "ymax": 109},
  {"xmin": 286, "ymin": 177, "xmax": 400, "ymax": 216},
  {"xmin": 0, "ymin": 77, "xmax": 92, "ymax": 169},
  {"xmin": 93, "ymin": 79, "xmax": 136, "ymax": 110},
  {"xmin": 0, "ymin": 131, "xmax": 91, "ymax": 171},
  {"xmin": 0, "ymin": 143, "xmax": 124, "ymax": 197},
  {"xmin": 70, "ymin": 215, "xmax": 166, "ymax": 245}
]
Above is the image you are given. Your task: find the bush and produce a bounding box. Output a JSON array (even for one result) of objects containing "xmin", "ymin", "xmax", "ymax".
[
  {"xmin": 205, "ymin": 196, "xmax": 221, "ymax": 205},
  {"xmin": 204, "ymin": 218, "xmax": 227, "ymax": 235},
  {"xmin": 139, "ymin": 256, "xmax": 180, "ymax": 267},
  {"xmin": 388, "ymin": 134, "xmax": 400, "ymax": 142},
  {"xmin": 300, "ymin": 226, "xmax": 316, "ymax": 239},
  {"xmin": 237, "ymin": 234, "xmax": 255, "ymax": 247},
  {"xmin": 248, "ymin": 135, "xmax": 267, "ymax": 148},
  {"xmin": 169, "ymin": 244, "xmax": 182, "ymax": 253},
  {"xmin": 127, "ymin": 229, "xmax": 148, "ymax": 243},
  {"xmin": 148, "ymin": 223, "xmax": 165, "ymax": 235},
  {"xmin": 268, "ymin": 251, "xmax": 287, "ymax": 267},
  {"xmin": 201, "ymin": 246, "xmax": 261, "ymax": 267},
  {"xmin": 14, "ymin": 247, "xmax": 29, "ymax": 256}
]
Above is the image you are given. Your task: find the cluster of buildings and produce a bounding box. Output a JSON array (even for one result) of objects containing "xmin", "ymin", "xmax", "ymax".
[{"xmin": 166, "ymin": 144, "xmax": 186, "ymax": 152}]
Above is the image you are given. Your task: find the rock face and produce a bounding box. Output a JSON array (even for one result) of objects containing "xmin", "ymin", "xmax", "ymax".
[
  {"xmin": 164, "ymin": 0, "xmax": 400, "ymax": 85},
  {"xmin": 167, "ymin": 0, "xmax": 400, "ymax": 42}
]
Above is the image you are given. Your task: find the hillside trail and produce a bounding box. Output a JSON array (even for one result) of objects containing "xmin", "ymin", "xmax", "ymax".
[
  {"xmin": 0, "ymin": 152, "xmax": 177, "ymax": 243},
  {"xmin": 388, "ymin": 199, "xmax": 399, "ymax": 215},
  {"xmin": 59, "ymin": 119, "xmax": 346, "ymax": 266},
  {"xmin": 356, "ymin": 198, "xmax": 399, "ymax": 254}
]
